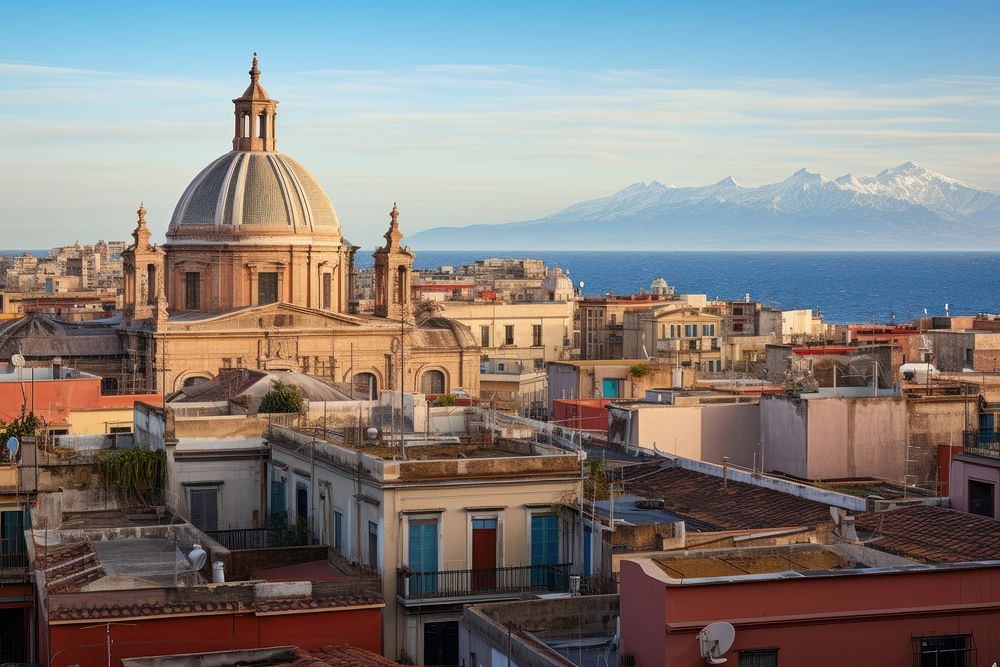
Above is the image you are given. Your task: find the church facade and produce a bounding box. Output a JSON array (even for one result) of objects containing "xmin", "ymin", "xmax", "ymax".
[{"xmin": 118, "ymin": 56, "xmax": 479, "ymax": 396}]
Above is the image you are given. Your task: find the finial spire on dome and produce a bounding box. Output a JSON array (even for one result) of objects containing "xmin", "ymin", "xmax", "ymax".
[
  {"xmin": 250, "ymin": 52, "xmax": 260, "ymax": 82},
  {"xmin": 137, "ymin": 201, "xmax": 147, "ymax": 225},
  {"xmin": 390, "ymin": 202, "xmax": 399, "ymax": 225}
]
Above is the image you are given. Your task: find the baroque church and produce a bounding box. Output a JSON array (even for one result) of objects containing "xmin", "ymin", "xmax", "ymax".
[{"xmin": 116, "ymin": 55, "xmax": 479, "ymax": 395}]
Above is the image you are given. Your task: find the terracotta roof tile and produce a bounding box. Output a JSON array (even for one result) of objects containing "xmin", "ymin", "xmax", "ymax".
[
  {"xmin": 294, "ymin": 644, "xmax": 418, "ymax": 666},
  {"xmin": 856, "ymin": 505, "xmax": 1000, "ymax": 563},
  {"xmin": 622, "ymin": 462, "xmax": 834, "ymax": 531}
]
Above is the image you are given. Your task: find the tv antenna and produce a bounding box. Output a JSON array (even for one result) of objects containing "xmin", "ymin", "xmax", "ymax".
[{"xmin": 697, "ymin": 621, "xmax": 735, "ymax": 664}]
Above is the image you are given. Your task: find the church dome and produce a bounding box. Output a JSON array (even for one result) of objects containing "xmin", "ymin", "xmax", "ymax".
[
  {"xmin": 167, "ymin": 151, "xmax": 341, "ymax": 237},
  {"xmin": 166, "ymin": 54, "xmax": 342, "ymax": 243}
]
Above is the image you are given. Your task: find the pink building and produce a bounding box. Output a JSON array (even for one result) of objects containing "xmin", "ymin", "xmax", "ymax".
[{"xmin": 620, "ymin": 544, "xmax": 1000, "ymax": 667}]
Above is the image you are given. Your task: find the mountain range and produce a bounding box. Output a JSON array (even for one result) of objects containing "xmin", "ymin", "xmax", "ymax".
[{"xmin": 409, "ymin": 163, "xmax": 1000, "ymax": 250}]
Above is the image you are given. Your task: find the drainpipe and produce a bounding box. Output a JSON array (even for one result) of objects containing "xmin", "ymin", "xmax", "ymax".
[{"xmin": 624, "ymin": 408, "xmax": 633, "ymax": 455}]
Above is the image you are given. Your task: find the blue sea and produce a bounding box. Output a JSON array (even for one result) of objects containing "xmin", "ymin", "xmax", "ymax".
[
  {"xmin": 357, "ymin": 251, "xmax": 1000, "ymax": 324},
  {"xmin": 8, "ymin": 249, "xmax": 997, "ymax": 324}
]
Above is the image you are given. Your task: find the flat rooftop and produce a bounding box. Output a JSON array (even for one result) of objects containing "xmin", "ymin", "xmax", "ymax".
[{"xmin": 653, "ymin": 548, "xmax": 850, "ymax": 579}]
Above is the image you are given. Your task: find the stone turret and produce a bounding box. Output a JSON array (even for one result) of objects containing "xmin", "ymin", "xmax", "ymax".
[
  {"xmin": 373, "ymin": 203, "xmax": 415, "ymax": 321},
  {"xmin": 121, "ymin": 202, "xmax": 166, "ymax": 324}
]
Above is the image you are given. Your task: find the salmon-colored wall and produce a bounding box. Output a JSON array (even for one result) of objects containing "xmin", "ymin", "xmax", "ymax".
[
  {"xmin": 47, "ymin": 607, "xmax": 381, "ymax": 666},
  {"xmin": 621, "ymin": 559, "xmax": 1000, "ymax": 667},
  {"xmin": 0, "ymin": 376, "xmax": 159, "ymax": 425}
]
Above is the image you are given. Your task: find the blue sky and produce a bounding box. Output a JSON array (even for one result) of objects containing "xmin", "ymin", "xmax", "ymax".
[{"xmin": 2, "ymin": 1, "xmax": 998, "ymax": 247}]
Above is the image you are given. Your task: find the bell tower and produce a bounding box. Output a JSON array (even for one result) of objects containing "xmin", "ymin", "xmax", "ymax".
[
  {"xmin": 373, "ymin": 203, "xmax": 415, "ymax": 321},
  {"xmin": 121, "ymin": 202, "xmax": 166, "ymax": 323},
  {"xmin": 233, "ymin": 53, "xmax": 278, "ymax": 152}
]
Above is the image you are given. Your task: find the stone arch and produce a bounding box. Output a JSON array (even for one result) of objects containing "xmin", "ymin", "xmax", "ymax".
[
  {"xmin": 351, "ymin": 371, "xmax": 380, "ymax": 400},
  {"xmin": 174, "ymin": 371, "xmax": 214, "ymax": 392},
  {"xmin": 418, "ymin": 367, "xmax": 448, "ymax": 395}
]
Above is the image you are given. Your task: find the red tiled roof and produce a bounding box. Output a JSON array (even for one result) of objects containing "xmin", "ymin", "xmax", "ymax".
[
  {"xmin": 622, "ymin": 462, "xmax": 834, "ymax": 531},
  {"xmin": 37, "ymin": 541, "xmax": 105, "ymax": 593},
  {"xmin": 292, "ymin": 644, "xmax": 418, "ymax": 666},
  {"xmin": 856, "ymin": 505, "xmax": 1000, "ymax": 563}
]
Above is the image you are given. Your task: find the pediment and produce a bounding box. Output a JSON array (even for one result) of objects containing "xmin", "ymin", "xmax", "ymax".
[{"xmin": 165, "ymin": 303, "xmax": 367, "ymax": 332}]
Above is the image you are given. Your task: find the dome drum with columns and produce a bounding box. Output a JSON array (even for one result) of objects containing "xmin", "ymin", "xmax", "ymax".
[{"xmin": 162, "ymin": 53, "xmax": 355, "ymax": 315}]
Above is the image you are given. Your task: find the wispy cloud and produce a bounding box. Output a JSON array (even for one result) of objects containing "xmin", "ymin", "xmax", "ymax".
[{"xmin": 2, "ymin": 61, "xmax": 998, "ymax": 246}]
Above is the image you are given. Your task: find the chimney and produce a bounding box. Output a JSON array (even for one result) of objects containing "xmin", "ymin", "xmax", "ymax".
[
  {"xmin": 52, "ymin": 357, "xmax": 62, "ymax": 378},
  {"xmin": 722, "ymin": 456, "xmax": 729, "ymax": 489}
]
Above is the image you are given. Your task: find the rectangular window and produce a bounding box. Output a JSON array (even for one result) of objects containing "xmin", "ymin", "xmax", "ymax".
[
  {"xmin": 368, "ymin": 520, "xmax": 379, "ymax": 569},
  {"xmin": 269, "ymin": 478, "xmax": 286, "ymax": 521},
  {"xmin": 333, "ymin": 510, "xmax": 344, "ymax": 551},
  {"xmin": 504, "ymin": 324, "xmax": 514, "ymax": 346},
  {"xmin": 189, "ymin": 487, "xmax": 219, "ymax": 532},
  {"xmin": 322, "ymin": 273, "xmax": 332, "ymax": 309},
  {"xmin": 702, "ymin": 323, "xmax": 716, "ymax": 336},
  {"xmin": 916, "ymin": 635, "xmax": 970, "ymax": 667},
  {"xmin": 258, "ymin": 272, "xmax": 278, "ymax": 305},
  {"xmin": 481, "ymin": 325, "xmax": 490, "ymax": 347},
  {"xmin": 739, "ymin": 649, "xmax": 778, "ymax": 667},
  {"xmin": 408, "ymin": 519, "xmax": 439, "ymax": 594},
  {"xmin": 685, "ymin": 324, "xmax": 697, "ymax": 337},
  {"xmin": 532, "ymin": 324, "xmax": 543, "ymax": 347},
  {"xmin": 968, "ymin": 480, "xmax": 995, "ymax": 518},
  {"xmin": 530, "ymin": 514, "xmax": 559, "ymax": 586},
  {"xmin": 185, "ymin": 272, "xmax": 200, "ymax": 310},
  {"xmin": 610, "ymin": 313, "xmax": 617, "ymax": 325}
]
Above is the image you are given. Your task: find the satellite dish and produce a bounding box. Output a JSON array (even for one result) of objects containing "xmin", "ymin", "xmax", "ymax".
[
  {"xmin": 697, "ymin": 621, "xmax": 735, "ymax": 665},
  {"xmin": 365, "ymin": 427, "xmax": 379, "ymax": 440},
  {"xmin": 11, "ymin": 354, "xmax": 24, "ymax": 368},
  {"xmin": 187, "ymin": 544, "xmax": 208, "ymax": 570},
  {"xmin": 6, "ymin": 436, "xmax": 19, "ymax": 458}
]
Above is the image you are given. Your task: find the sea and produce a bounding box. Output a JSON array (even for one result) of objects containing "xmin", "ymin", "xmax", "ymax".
[{"xmin": 7, "ymin": 248, "xmax": 998, "ymax": 324}]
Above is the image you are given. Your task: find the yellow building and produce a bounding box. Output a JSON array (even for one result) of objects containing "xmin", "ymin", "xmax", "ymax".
[
  {"xmin": 623, "ymin": 304, "xmax": 725, "ymax": 371},
  {"xmin": 267, "ymin": 425, "xmax": 583, "ymax": 665}
]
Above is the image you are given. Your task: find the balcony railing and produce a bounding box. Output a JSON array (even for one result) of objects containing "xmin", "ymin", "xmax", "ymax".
[
  {"xmin": 964, "ymin": 430, "xmax": 1000, "ymax": 460},
  {"xmin": 0, "ymin": 538, "xmax": 29, "ymax": 574},
  {"xmin": 204, "ymin": 526, "xmax": 307, "ymax": 551},
  {"xmin": 397, "ymin": 563, "xmax": 571, "ymax": 602}
]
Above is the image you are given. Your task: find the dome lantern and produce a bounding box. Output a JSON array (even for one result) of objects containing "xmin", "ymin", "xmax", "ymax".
[{"xmin": 233, "ymin": 52, "xmax": 278, "ymax": 152}]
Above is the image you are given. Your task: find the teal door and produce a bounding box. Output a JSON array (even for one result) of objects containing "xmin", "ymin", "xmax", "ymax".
[
  {"xmin": 408, "ymin": 520, "xmax": 439, "ymax": 595},
  {"xmin": 602, "ymin": 379, "xmax": 620, "ymax": 398},
  {"xmin": 269, "ymin": 479, "xmax": 286, "ymax": 522},
  {"xmin": 531, "ymin": 514, "xmax": 559, "ymax": 586}
]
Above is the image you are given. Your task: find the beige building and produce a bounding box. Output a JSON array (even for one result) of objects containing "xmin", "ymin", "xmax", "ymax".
[
  {"xmin": 110, "ymin": 56, "xmax": 479, "ymax": 397},
  {"xmin": 432, "ymin": 299, "xmax": 576, "ymax": 368},
  {"xmin": 267, "ymin": 424, "xmax": 583, "ymax": 665},
  {"xmin": 623, "ymin": 304, "xmax": 725, "ymax": 371}
]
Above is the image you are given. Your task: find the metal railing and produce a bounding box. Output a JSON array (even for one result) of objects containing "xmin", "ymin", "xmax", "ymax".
[
  {"xmin": 0, "ymin": 538, "xmax": 29, "ymax": 573},
  {"xmin": 397, "ymin": 563, "xmax": 571, "ymax": 601},
  {"xmin": 963, "ymin": 430, "xmax": 1000, "ymax": 460},
  {"xmin": 204, "ymin": 526, "xmax": 307, "ymax": 551}
]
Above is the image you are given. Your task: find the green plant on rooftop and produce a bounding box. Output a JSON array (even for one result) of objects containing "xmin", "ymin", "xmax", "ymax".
[
  {"xmin": 584, "ymin": 458, "xmax": 612, "ymax": 501},
  {"xmin": 96, "ymin": 448, "xmax": 165, "ymax": 506},
  {"xmin": 259, "ymin": 380, "xmax": 304, "ymax": 414},
  {"xmin": 432, "ymin": 393, "xmax": 456, "ymax": 407},
  {"xmin": 1, "ymin": 412, "xmax": 43, "ymax": 462},
  {"xmin": 628, "ymin": 363, "xmax": 649, "ymax": 379}
]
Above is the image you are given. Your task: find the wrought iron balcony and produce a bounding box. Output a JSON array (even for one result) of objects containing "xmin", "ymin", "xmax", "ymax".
[
  {"xmin": 0, "ymin": 538, "xmax": 29, "ymax": 577},
  {"xmin": 396, "ymin": 563, "xmax": 571, "ymax": 604},
  {"xmin": 963, "ymin": 430, "xmax": 1000, "ymax": 460}
]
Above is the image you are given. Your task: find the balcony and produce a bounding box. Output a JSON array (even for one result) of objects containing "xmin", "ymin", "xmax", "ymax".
[
  {"xmin": 964, "ymin": 430, "xmax": 1000, "ymax": 460},
  {"xmin": 0, "ymin": 538, "xmax": 29, "ymax": 580},
  {"xmin": 396, "ymin": 563, "xmax": 571, "ymax": 606}
]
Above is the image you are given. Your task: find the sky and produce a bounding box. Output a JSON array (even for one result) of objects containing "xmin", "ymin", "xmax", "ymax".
[{"xmin": 2, "ymin": 0, "xmax": 999, "ymax": 248}]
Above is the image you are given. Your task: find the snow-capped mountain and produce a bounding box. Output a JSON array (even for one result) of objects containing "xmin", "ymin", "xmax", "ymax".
[{"xmin": 409, "ymin": 163, "xmax": 1000, "ymax": 250}]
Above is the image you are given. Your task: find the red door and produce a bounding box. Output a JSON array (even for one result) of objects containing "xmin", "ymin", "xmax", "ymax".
[{"xmin": 471, "ymin": 518, "xmax": 497, "ymax": 591}]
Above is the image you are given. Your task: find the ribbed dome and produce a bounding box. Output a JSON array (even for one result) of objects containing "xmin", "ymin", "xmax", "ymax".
[{"xmin": 167, "ymin": 151, "xmax": 342, "ymax": 238}]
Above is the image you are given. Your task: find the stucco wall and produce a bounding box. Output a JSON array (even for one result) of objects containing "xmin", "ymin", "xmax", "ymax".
[
  {"xmin": 950, "ymin": 456, "xmax": 1000, "ymax": 517},
  {"xmin": 807, "ymin": 397, "xmax": 907, "ymax": 480},
  {"xmin": 760, "ymin": 396, "xmax": 809, "ymax": 478}
]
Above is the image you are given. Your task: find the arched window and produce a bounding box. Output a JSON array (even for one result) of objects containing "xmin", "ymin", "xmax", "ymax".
[
  {"xmin": 243, "ymin": 114, "xmax": 251, "ymax": 138},
  {"xmin": 258, "ymin": 113, "xmax": 267, "ymax": 139},
  {"xmin": 183, "ymin": 376, "xmax": 210, "ymax": 388},
  {"xmin": 420, "ymin": 370, "xmax": 446, "ymax": 395},
  {"xmin": 353, "ymin": 373, "xmax": 378, "ymax": 400},
  {"xmin": 146, "ymin": 264, "xmax": 157, "ymax": 305}
]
